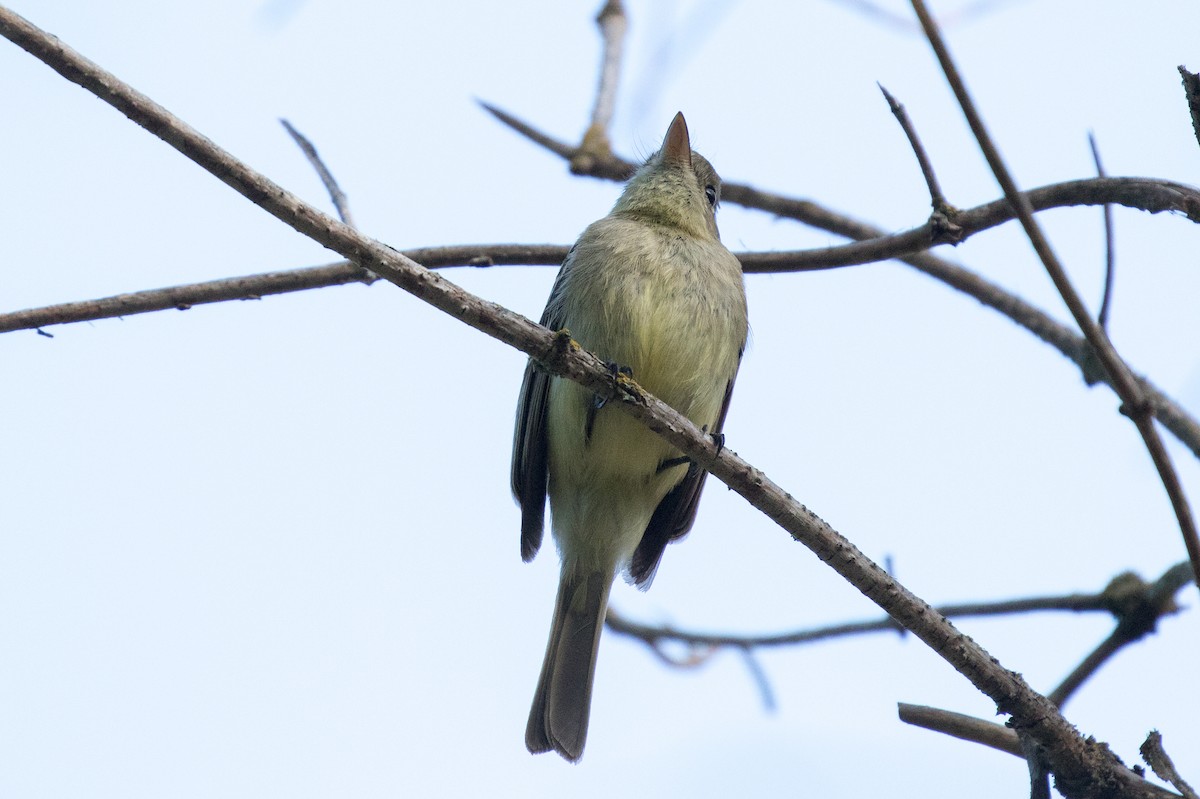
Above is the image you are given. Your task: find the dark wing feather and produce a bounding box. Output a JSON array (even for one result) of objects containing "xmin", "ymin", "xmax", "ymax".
[
  {"xmin": 629, "ymin": 372, "xmax": 739, "ymax": 587},
  {"xmin": 512, "ymin": 358, "xmax": 550, "ymax": 561},
  {"xmin": 512, "ymin": 253, "xmax": 573, "ymax": 562}
]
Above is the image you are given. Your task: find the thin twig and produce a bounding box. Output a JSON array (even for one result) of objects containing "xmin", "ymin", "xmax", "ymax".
[
  {"xmin": 1047, "ymin": 563, "xmax": 1193, "ymax": 708},
  {"xmin": 909, "ymin": 0, "xmax": 1200, "ymax": 597},
  {"xmin": 606, "ymin": 566, "xmax": 1186, "ymax": 651},
  {"xmin": 0, "ymin": 8, "xmax": 1165, "ymax": 795},
  {"xmin": 878, "ymin": 83, "xmax": 949, "ymax": 211},
  {"xmin": 738, "ymin": 647, "xmax": 777, "ymax": 713},
  {"xmin": 1079, "ymin": 132, "xmax": 1116, "ymax": 386},
  {"xmin": 280, "ymin": 118, "xmax": 355, "ymax": 228},
  {"xmin": 1089, "ymin": 133, "xmax": 1116, "ymax": 332}
]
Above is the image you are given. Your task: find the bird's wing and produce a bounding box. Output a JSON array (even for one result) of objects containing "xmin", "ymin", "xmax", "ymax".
[
  {"xmin": 629, "ymin": 366, "xmax": 740, "ymax": 587},
  {"xmin": 512, "ymin": 252, "xmax": 573, "ymax": 562}
]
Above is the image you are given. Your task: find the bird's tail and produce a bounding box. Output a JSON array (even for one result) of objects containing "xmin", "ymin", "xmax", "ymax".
[{"xmin": 526, "ymin": 567, "xmax": 612, "ymax": 762}]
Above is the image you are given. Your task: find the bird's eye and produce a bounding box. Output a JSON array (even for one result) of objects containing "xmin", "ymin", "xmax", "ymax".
[{"xmin": 704, "ymin": 185, "xmax": 717, "ymax": 207}]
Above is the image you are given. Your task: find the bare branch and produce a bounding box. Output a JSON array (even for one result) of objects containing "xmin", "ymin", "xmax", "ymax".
[
  {"xmin": 606, "ymin": 566, "xmax": 1184, "ymax": 651},
  {"xmin": 0, "ymin": 7, "xmax": 1167, "ymax": 795},
  {"xmin": 738, "ymin": 647, "xmax": 777, "ymax": 713},
  {"xmin": 1079, "ymin": 132, "xmax": 1116, "ymax": 386},
  {"xmin": 909, "ymin": 0, "xmax": 1200, "ymax": 598}
]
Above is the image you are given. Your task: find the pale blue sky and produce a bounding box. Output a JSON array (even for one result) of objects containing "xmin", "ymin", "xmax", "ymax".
[{"xmin": 2, "ymin": 2, "xmax": 1198, "ymax": 797}]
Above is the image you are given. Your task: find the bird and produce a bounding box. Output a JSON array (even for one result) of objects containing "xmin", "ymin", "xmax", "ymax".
[{"xmin": 512, "ymin": 112, "xmax": 748, "ymax": 762}]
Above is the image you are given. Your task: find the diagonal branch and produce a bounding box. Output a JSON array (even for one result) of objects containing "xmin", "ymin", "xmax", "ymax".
[{"xmin": 0, "ymin": 6, "xmax": 1167, "ymax": 796}]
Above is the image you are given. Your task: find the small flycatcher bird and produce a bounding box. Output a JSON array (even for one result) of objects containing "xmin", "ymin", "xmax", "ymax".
[{"xmin": 512, "ymin": 112, "xmax": 748, "ymax": 762}]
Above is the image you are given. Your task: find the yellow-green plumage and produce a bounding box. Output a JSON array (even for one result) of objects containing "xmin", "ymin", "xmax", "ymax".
[{"xmin": 513, "ymin": 113, "xmax": 748, "ymax": 762}]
